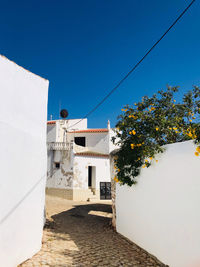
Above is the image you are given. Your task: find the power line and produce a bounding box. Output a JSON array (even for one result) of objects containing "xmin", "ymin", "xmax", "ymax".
[{"xmin": 67, "ymin": 0, "xmax": 196, "ymax": 130}]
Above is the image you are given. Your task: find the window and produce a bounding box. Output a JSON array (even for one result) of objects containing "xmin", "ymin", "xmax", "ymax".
[
  {"xmin": 55, "ymin": 163, "xmax": 60, "ymax": 169},
  {"xmin": 74, "ymin": 137, "xmax": 86, "ymax": 147}
]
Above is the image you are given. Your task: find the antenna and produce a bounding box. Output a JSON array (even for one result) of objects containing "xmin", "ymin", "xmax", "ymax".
[{"xmin": 59, "ymin": 100, "xmax": 61, "ymax": 119}]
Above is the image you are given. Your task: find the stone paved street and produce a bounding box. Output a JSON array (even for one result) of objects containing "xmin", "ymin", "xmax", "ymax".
[{"xmin": 19, "ymin": 195, "xmax": 167, "ymax": 267}]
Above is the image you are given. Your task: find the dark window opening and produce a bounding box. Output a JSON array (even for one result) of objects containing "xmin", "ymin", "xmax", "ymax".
[
  {"xmin": 55, "ymin": 163, "xmax": 60, "ymax": 169},
  {"xmin": 74, "ymin": 137, "xmax": 86, "ymax": 147}
]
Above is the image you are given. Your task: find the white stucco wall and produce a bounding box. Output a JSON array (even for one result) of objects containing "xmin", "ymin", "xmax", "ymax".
[
  {"xmin": 0, "ymin": 55, "xmax": 49, "ymax": 267},
  {"xmin": 68, "ymin": 132, "xmax": 110, "ymax": 153},
  {"xmin": 47, "ymin": 150, "xmax": 54, "ymax": 177},
  {"xmin": 71, "ymin": 132, "xmax": 108, "ymax": 146},
  {"xmin": 47, "ymin": 124, "xmax": 56, "ymax": 142},
  {"xmin": 55, "ymin": 119, "xmax": 87, "ymax": 142},
  {"xmin": 67, "ymin": 118, "xmax": 87, "ymax": 131},
  {"xmin": 46, "ymin": 123, "xmax": 116, "ymax": 194},
  {"xmin": 94, "ymin": 133, "xmax": 110, "ymax": 153},
  {"xmin": 46, "ymin": 150, "xmax": 74, "ymax": 189},
  {"xmin": 85, "ymin": 132, "xmax": 108, "ymax": 148},
  {"xmin": 109, "ymin": 129, "xmax": 120, "ymax": 153},
  {"xmin": 116, "ymin": 140, "xmax": 200, "ymax": 267},
  {"xmin": 73, "ymin": 155, "xmax": 110, "ymax": 189}
]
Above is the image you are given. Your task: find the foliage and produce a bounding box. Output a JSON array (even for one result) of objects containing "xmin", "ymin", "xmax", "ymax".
[{"xmin": 112, "ymin": 86, "xmax": 200, "ymax": 186}]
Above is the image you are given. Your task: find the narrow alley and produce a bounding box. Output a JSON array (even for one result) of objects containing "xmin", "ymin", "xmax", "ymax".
[{"xmin": 20, "ymin": 195, "xmax": 166, "ymax": 267}]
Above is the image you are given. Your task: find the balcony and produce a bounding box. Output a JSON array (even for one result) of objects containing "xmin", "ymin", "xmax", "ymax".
[{"xmin": 47, "ymin": 142, "xmax": 72, "ymax": 151}]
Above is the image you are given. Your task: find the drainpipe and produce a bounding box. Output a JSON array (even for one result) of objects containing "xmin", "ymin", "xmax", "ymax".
[{"xmin": 107, "ymin": 120, "xmax": 111, "ymax": 130}]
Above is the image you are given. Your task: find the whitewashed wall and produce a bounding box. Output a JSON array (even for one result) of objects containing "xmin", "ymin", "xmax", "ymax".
[
  {"xmin": 67, "ymin": 132, "xmax": 110, "ymax": 154},
  {"xmin": 0, "ymin": 56, "xmax": 49, "ymax": 267},
  {"xmin": 69, "ymin": 132, "xmax": 108, "ymax": 148},
  {"xmin": 116, "ymin": 140, "xmax": 200, "ymax": 267},
  {"xmin": 47, "ymin": 124, "xmax": 56, "ymax": 142},
  {"xmin": 109, "ymin": 129, "xmax": 120, "ymax": 153},
  {"xmin": 47, "ymin": 153, "xmax": 110, "ymax": 190},
  {"xmin": 73, "ymin": 155, "xmax": 110, "ymax": 189},
  {"xmin": 67, "ymin": 118, "xmax": 87, "ymax": 131},
  {"xmin": 47, "ymin": 150, "xmax": 54, "ymax": 178},
  {"xmin": 46, "ymin": 150, "xmax": 74, "ymax": 189},
  {"xmin": 58, "ymin": 119, "xmax": 88, "ymax": 142},
  {"xmin": 95, "ymin": 133, "xmax": 110, "ymax": 153}
]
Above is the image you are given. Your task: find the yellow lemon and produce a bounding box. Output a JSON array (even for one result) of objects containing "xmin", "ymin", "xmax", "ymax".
[{"xmin": 196, "ymin": 147, "xmax": 200, "ymax": 153}]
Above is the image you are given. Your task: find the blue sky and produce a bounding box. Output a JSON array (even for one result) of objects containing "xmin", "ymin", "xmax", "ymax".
[{"xmin": 1, "ymin": 0, "xmax": 200, "ymax": 128}]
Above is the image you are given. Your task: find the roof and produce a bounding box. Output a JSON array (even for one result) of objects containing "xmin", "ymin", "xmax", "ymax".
[
  {"xmin": 47, "ymin": 121, "xmax": 56, "ymax": 125},
  {"xmin": 110, "ymin": 148, "xmax": 120, "ymax": 155},
  {"xmin": 75, "ymin": 152, "xmax": 109, "ymax": 158},
  {"xmin": 68, "ymin": 129, "xmax": 108, "ymax": 133},
  {"xmin": 47, "ymin": 119, "xmax": 86, "ymax": 125}
]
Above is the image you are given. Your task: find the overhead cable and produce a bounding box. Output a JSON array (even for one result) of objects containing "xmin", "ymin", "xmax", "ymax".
[{"xmin": 67, "ymin": 0, "xmax": 196, "ymax": 130}]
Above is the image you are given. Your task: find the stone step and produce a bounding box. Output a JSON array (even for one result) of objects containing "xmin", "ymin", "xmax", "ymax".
[
  {"xmin": 87, "ymin": 191, "xmax": 95, "ymax": 197},
  {"xmin": 87, "ymin": 197, "xmax": 99, "ymax": 202},
  {"xmin": 87, "ymin": 189, "xmax": 95, "ymax": 195},
  {"xmin": 87, "ymin": 193, "xmax": 99, "ymax": 201},
  {"xmin": 89, "ymin": 195, "xmax": 97, "ymax": 198}
]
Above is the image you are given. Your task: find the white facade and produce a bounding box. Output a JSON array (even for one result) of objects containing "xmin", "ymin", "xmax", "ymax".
[
  {"xmin": 47, "ymin": 119, "xmax": 87, "ymax": 143},
  {"xmin": 73, "ymin": 155, "xmax": 110, "ymax": 190},
  {"xmin": 0, "ymin": 55, "xmax": 49, "ymax": 267},
  {"xmin": 115, "ymin": 140, "xmax": 200, "ymax": 267},
  {"xmin": 46, "ymin": 119, "xmax": 116, "ymax": 200}
]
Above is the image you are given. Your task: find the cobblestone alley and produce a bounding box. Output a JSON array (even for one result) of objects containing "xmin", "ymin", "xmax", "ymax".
[{"xmin": 20, "ymin": 195, "xmax": 167, "ymax": 267}]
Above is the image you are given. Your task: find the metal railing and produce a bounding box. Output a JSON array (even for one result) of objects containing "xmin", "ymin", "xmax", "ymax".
[{"xmin": 47, "ymin": 142, "xmax": 72, "ymax": 151}]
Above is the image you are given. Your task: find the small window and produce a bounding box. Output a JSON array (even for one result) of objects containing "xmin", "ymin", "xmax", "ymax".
[
  {"xmin": 55, "ymin": 163, "xmax": 60, "ymax": 169},
  {"xmin": 74, "ymin": 137, "xmax": 86, "ymax": 147}
]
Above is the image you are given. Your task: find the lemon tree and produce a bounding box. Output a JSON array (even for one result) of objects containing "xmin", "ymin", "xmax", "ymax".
[{"xmin": 113, "ymin": 86, "xmax": 200, "ymax": 186}]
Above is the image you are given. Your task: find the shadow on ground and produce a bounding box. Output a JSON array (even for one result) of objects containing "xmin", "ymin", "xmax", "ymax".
[{"xmin": 44, "ymin": 203, "xmax": 167, "ymax": 267}]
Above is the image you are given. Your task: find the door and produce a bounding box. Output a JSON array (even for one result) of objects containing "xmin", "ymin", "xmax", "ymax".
[
  {"xmin": 88, "ymin": 166, "xmax": 92, "ymax": 187},
  {"xmin": 100, "ymin": 182, "xmax": 111, "ymax": 200}
]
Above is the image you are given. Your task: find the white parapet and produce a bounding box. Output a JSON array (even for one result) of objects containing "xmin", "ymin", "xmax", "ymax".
[{"xmin": 47, "ymin": 141, "xmax": 72, "ymax": 151}]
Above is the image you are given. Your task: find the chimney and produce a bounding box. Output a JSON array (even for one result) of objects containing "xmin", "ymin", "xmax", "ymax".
[{"xmin": 107, "ymin": 120, "xmax": 110, "ymax": 130}]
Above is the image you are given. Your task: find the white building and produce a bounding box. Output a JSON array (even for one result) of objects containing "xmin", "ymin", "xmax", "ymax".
[{"xmin": 46, "ymin": 118, "xmax": 117, "ymax": 201}]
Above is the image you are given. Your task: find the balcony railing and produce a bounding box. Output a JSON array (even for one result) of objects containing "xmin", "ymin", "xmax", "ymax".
[{"xmin": 47, "ymin": 142, "xmax": 72, "ymax": 151}]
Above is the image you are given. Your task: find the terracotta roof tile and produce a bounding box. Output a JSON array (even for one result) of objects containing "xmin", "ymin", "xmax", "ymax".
[
  {"xmin": 68, "ymin": 129, "xmax": 108, "ymax": 133},
  {"xmin": 75, "ymin": 152, "xmax": 109, "ymax": 158},
  {"xmin": 47, "ymin": 121, "xmax": 56, "ymax": 125}
]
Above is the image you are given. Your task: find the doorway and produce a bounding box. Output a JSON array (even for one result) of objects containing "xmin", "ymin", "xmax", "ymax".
[
  {"xmin": 100, "ymin": 182, "xmax": 111, "ymax": 199},
  {"xmin": 88, "ymin": 166, "xmax": 92, "ymax": 188},
  {"xmin": 88, "ymin": 166, "xmax": 96, "ymax": 189}
]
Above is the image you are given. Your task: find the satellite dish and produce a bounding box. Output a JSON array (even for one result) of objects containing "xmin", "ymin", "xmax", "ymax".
[{"xmin": 60, "ymin": 109, "xmax": 69, "ymax": 119}]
